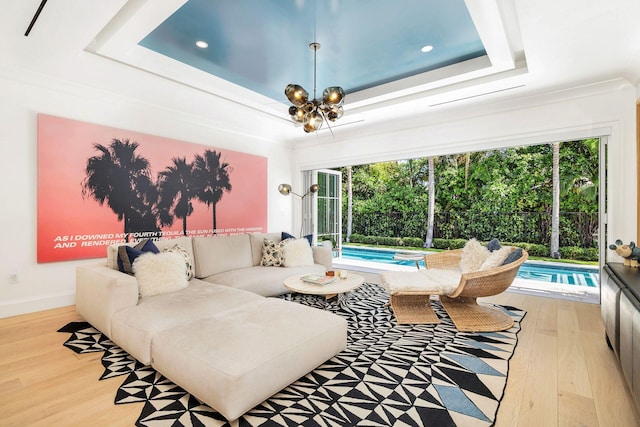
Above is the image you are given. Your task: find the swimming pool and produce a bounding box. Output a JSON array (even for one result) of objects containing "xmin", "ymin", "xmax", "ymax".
[{"xmin": 339, "ymin": 246, "xmax": 600, "ymax": 287}]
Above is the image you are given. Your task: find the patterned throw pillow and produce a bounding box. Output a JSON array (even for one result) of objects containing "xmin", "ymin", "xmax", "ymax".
[
  {"xmin": 117, "ymin": 239, "xmax": 160, "ymax": 274},
  {"xmin": 163, "ymin": 244, "xmax": 194, "ymax": 280},
  {"xmin": 261, "ymin": 238, "xmax": 287, "ymax": 267}
]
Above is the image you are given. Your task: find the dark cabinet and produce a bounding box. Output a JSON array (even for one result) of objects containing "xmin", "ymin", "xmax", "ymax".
[
  {"xmin": 602, "ymin": 265, "xmax": 623, "ymax": 355},
  {"xmin": 602, "ymin": 263, "xmax": 640, "ymax": 412}
]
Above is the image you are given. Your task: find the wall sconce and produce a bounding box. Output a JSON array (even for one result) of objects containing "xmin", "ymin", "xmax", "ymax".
[
  {"xmin": 278, "ymin": 183, "xmax": 319, "ymax": 198},
  {"xmin": 278, "ymin": 183, "xmax": 319, "ymax": 237}
]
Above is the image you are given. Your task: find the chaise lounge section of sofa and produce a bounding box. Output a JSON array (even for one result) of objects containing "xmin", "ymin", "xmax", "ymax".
[{"xmin": 75, "ymin": 232, "xmax": 348, "ymax": 421}]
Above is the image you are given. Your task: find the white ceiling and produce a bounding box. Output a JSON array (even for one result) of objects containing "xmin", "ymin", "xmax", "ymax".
[{"xmin": 2, "ymin": 0, "xmax": 640, "ymax": 143}]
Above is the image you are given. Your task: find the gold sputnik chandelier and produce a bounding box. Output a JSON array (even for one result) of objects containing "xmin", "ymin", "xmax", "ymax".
[{"xmin": 285, "ymin": 42, "xmax": 345, "ymax": 133}]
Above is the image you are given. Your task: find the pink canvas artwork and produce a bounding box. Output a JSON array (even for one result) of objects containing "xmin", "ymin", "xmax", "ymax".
[{"xmin": 37, "ymin": 114, "xmax": 267, "ymax": 263}]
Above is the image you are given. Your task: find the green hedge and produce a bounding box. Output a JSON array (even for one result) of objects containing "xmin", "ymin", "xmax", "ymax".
[
  {"xmin": 402, "ymin": 237, "xmax": 424, "ymax": 248},
  {"xmin": 344, "ymin": 234, "xmax": 598, "ymax": 261},
  {"xmin": 349, "ymin": 233, "xmax": 366, "ymax": 243},
  {"xmin": 348, "ymin": 234, "xmax": 404, "ymax": 246},
  {"xmin": 432, "ymin": 238, "xmax": 467, "ymax": 250},
  {"xmin": 559, "ymin": 246, "xmax": 599, "ymax": 261},
  {"xmin": 504, "ymin": 242, "xmax": 549, "ymax": 258}
]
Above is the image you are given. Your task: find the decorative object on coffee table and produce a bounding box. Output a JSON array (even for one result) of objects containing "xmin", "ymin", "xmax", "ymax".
[
  {"xmin": 300, "ymin": 273, "xmax": 336, "ymax": 285},
  {"xmin": 284, "ymin": 273, "xmax": 364, "ymax": 308}
]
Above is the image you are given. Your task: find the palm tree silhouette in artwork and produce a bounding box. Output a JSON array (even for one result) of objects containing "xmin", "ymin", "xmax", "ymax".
[
  {"xmin": 193, "ymin": 150, "xmax": 232, "ymax": 234},
  {"xmin": 157, "ymin": 157, "xmax": 195, "ymax": 236},
  {"xmin": 81, "ymin": 138, "xmax": 159, "ymax": 241}
]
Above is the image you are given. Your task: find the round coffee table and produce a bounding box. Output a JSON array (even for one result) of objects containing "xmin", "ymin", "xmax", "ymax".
[{"xmin": 284, "ymin": 273, "xmax": 365, "ymax": 308}]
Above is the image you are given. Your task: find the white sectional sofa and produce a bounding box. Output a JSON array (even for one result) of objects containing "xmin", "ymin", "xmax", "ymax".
[{"xmin": 75, "ymin": 232, "xmax": 348, "ymax": 421}]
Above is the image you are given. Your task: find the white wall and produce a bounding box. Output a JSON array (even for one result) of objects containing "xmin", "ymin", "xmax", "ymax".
[
  {"xmin": 0, "ymin": 68, "xmax": 295, "ymax": 318},
  {"xmin": 294, "ymin": 79, "xmax": 638, "ymax": 263}
]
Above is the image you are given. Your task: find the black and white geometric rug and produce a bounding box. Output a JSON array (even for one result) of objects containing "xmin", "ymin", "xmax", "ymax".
[{"xmin": 59, "ymin": 282, "xmax": 525, "ymax": 427}]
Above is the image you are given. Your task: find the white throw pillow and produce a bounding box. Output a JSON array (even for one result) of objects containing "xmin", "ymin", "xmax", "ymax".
[
  {"xmin": 132, "ymin": 251, "xmax": 189, "ymax": 297},
  {"xmin": 479, "ymin": 246, "xmax": 512, "ymax": 270},
  {"xmin": 283, "ymin": 238, "xmax": 315, "ymax": 267},
  {"xmin": 459, "ymin": 238, "xmax": 491, "ymax": 273}
]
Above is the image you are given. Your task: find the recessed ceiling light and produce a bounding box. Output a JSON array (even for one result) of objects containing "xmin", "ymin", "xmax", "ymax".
[
  {"xmin": 421, "ymin": 45, "xmax": 434, "ymax": 53},
  {"xmin": 195, "ymin": 40, "xmax": 208, "ymax": 49}
]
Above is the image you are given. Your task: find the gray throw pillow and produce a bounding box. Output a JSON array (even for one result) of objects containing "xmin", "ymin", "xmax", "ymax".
[
  {"xmin": 486, "ymin": 238, "xmax": 502, "ymax": 252},
  {"xmin": 502, "ymin": 248, "xmax": 523, "ymax": 265}
]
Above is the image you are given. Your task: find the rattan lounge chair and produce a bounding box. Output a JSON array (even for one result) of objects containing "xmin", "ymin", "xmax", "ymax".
[{"xmin": 381, "ymin": 247, "xmax": 528, "ymax": 332}]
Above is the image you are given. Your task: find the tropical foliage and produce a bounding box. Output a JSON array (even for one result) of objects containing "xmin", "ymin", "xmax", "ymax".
[
  {"xmin": 341, "ymin": 139, "xmax": 599, "ymax": 251},
  {"xmin": 82, "ymin": 139, "xmax": 232, "ymax": 239}
]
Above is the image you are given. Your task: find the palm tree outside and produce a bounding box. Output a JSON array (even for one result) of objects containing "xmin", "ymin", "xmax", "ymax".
[
  {"xmin": 346, "ymin": 166, "xmax": 353, "ymax": 243},
  {"xmin": 157, "ymin": 157, "xmax": 196, "ymax": 236},
  {"xmin": 424, "ymin": 156, "xmax": 435, "ymax": 248},
  {"xmin": 81, "ymin": 138, "xmax": 158, "ymax": 241},
  {"xmin": 550, "ymin": 142, "xmax": 561, "ymax": 258},
  {"xmin": 193, "ymin": 149, "xmax": 232, "ymax": 234}
]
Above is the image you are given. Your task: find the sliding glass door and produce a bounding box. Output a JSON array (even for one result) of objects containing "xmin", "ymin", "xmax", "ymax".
[{"xmin": 312, "ymin": 169, "xmax": 342, "ymax": 250}]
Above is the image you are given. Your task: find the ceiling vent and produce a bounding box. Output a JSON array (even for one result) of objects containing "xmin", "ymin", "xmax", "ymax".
[{"xmin": 429, "ymin": 85, "xmax": 525, "ymax": 107}]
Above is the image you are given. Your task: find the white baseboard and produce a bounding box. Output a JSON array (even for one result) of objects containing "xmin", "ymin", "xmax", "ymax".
[{"xmin": 0, "ymin": 292, "xmax": 75, "ymax": 319}]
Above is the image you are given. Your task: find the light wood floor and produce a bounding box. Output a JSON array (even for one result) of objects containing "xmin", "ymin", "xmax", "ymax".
[{"xmin": 1, "ymin": 287, "xmax": 639, "ymax": 426}]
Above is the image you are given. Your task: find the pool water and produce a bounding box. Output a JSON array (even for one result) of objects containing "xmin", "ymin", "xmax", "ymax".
[{"xmin": 340, "ymin": 246, "xmax": 599, "ymax": 287}]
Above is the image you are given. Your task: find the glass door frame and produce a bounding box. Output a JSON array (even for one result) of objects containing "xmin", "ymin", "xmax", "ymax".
[{"xmin": 310, "ymin": 169, "xmax": 342, "ymax": 251}]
